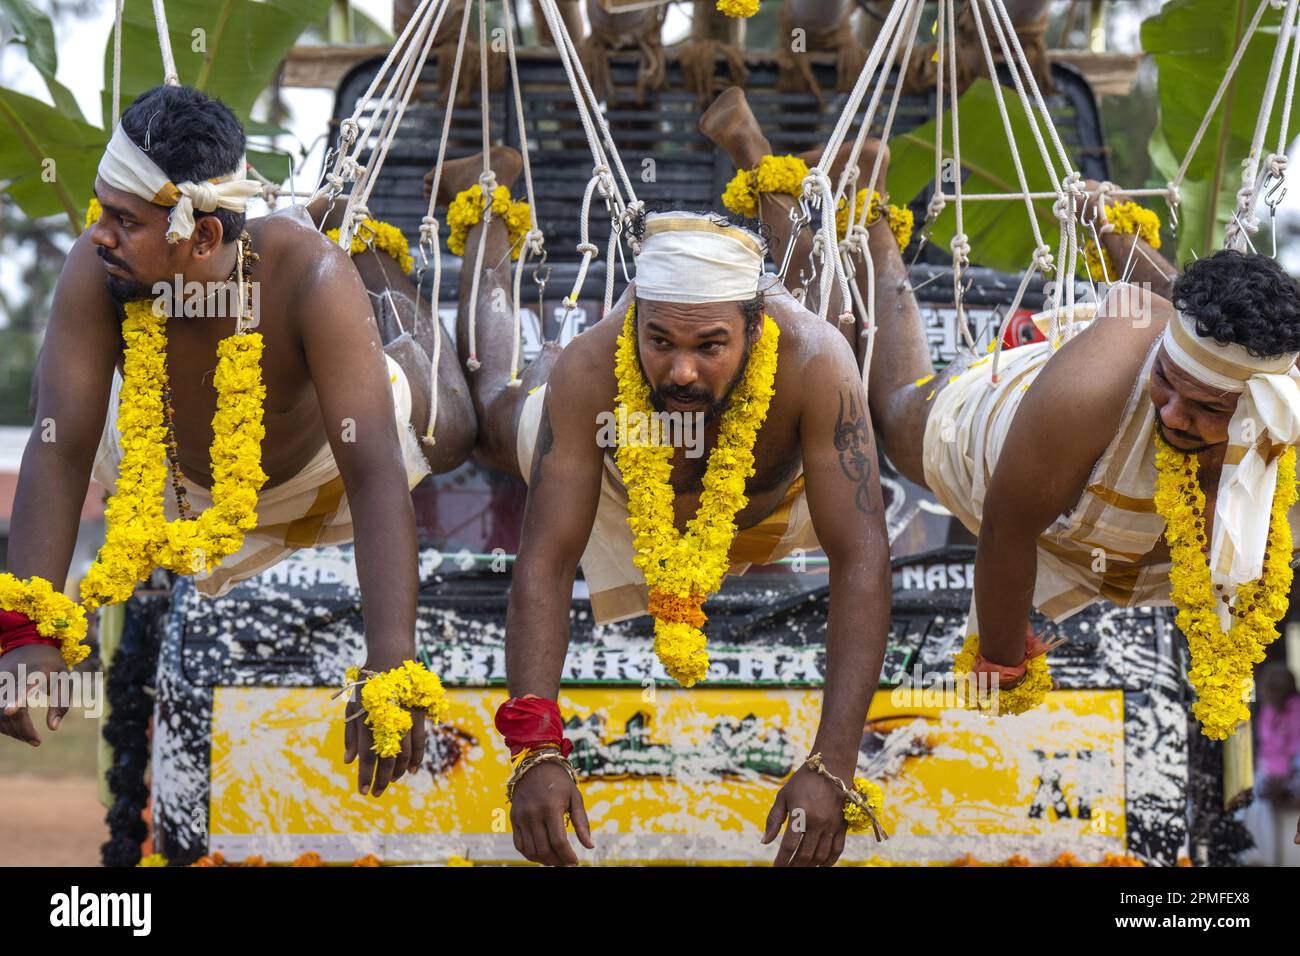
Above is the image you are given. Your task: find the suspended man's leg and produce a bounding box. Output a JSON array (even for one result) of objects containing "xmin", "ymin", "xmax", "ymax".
[
  {"xmin": 435, "ymin": 147, "xmax": 561, "ymax": 480},
  {"xmin": 304, "ymin": 193, "xmax": 477, "ymax": 474}
]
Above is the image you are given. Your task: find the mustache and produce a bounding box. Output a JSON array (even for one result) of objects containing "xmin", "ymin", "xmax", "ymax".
[
  {"xmin": 96, "ymin": 247, "xmax": 132, "ymax": 273},
  {"xmin": 1155, "ymin": 413, "xmax": 1206, "ymax": 447},
  {"xmin": 655, "ymin": 384, "xmax": 711, "ymax": 404}
]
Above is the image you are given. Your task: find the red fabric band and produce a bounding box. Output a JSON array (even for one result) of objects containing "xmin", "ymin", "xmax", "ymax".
[
  {"xmin": 0, "ymin": 610, "xmax": 59, "ymax": 655},
  {"xmin": 494, "ymin": 696, "xmax": 573, "ymax": 758}
]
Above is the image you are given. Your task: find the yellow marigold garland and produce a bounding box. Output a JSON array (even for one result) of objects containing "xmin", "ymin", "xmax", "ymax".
[
  {"xmin": 446, "ymin": 184, "xmax": 532, "ymax": 260},
  {"xmin": 842, "ymin": 777, "xmax": 885, "ymax": 834},
  {"xmin": 345, "ymin": 660, "xmax": 450, "ymax": 758},
  {"xmin": 716, "ymin": 0, "xmax": 759, "ymax": 17},
  {"xmin": 326, "ymin": 218, "xmax": 415, "ymax": 275},
  {"xmin": 137, "ymin": 853, "xmax": 168, "ymax": 867},
  {"xmin": 721, "ymin": 154, "xmax": 807, "ymax": 219},
  {"xmin": 836, "ymin": 188, "xmax": 913, "ymax": 252},
  {"xmin": 85, "ymin": 197, "xmax": 102, "ymax": 229},
  {"xmin": 952, "ymin": 632, "xmax": 1052, "ymax": 716},
  {"xmin": 614, "ymin": 302, "xmax": 780, "ymax": 686},
  {"xmin": 79, "ymin": 302, "xmax": 268, "ymax": 610},
  {"xmin": 1083, "ymin": 201, "xmax": 1161, "ymax": 281},
  {"xmin": 0, "ymin": 573, "xmax": 90, "ymax": 669},
  {"xmin": 1153, "ymin": 433, "xmax": 1296, "ymax": 740}
]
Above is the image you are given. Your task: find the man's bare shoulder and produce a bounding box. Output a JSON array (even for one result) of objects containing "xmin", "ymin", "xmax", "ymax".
[
  {"xmin": 545, "ymin": 310, "xmax": 621, "ymax": 424},
  {"xmin": 250, "ymin": 211, "xmax": 354, "ymax": 275}
]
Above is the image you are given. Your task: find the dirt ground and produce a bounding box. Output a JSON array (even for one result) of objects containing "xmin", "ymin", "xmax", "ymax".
[{"xmin": 0, "ymin": 707, "xmax": 108, "ymax": 866}]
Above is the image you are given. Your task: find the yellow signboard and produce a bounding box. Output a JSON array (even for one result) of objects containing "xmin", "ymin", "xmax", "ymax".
[{"xmin": 208, "ymin": 687, "xmax": 1126, "ymax": 864}]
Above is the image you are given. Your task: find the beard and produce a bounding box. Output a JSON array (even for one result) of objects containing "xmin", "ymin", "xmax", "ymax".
[{"xmin": 98, "ymin": 248, "xmax": 152, "ymax": 304}]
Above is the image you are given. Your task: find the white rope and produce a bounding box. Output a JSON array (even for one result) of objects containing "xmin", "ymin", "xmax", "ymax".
[
  {"xmin": 502, "ymin": 0, "xmax": 545, "ymax": 387},
  {"xmin": 835, "ymin": 0, "xmax": 921, "ymax": 215},
  {"xmin": 803, "ymin": 0, "xmax": 911, "ymax": 322},
  {"xmin": 338, "ymin": 0, "xmax": 448, "ymax": 247},
  {"xmin": 832, "ymin": 2, "xmax": 923, "ymax": 350},
  {"xmin": 414, "ymin": 0, "xmax": 473, "ymax": 442},
  {"xmin": 462, "ymin": 0, "xmax": 498, "ymax": 371},
  {"xmin": 112, "ymin": 0, "xmax": 124, "ymax": 128},
  {"xmin": 151, "ymin": 0, "xmax": 179, "ymax": 86},
  {"xmin": 944, "ymin": 0, "xmax": 975, "ymax": 352},
  {"xmin": 1227, "ymin": 0, "xmax": 1300, "ymax": 250},
  {"xmin": 311, "ymin": 0, "xmax": 445, "ymax": 211},
  {"xmin": 535, "ymin": 0, "xmax": 634, "ymax": 317}
]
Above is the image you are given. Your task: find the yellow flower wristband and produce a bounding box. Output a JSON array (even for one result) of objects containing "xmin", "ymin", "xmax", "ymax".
[
  {"xmin": 1084, "ymin": 201, "xmax": 1162, "ymax": 282},
  {"xmin": 341, "ymin": 660, "xmax": 450, "ymax": 758},
  {"xmin": 0, "ymin": 573, "xmax": 90, "ymax": 670},
  {"xmin": 327, "ymin": 218, "xmax": 415, "ymax": 275},
  {"xmin": 446, "ymin": 184, "xmax": 532, "ymax": 261},
  {"xmin": 952, "ymin": 632, "xmax": 1053, "ymax": 716}
]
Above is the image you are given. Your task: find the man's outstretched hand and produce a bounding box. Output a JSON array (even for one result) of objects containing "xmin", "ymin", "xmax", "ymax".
[
  {"xmin": 342, "ymin": 691, "xmax": 427, "ymax": 798},
  {"xmin": 0, "ymin": 643, "xmax": 69, "ymax": 746},
  {"xmin": 762, "ymin": 763, "xmax": 849, "ymax": 867},
  {"xmin": 509, "ymin": 760, "xmax": 594, "ymax": 866}
]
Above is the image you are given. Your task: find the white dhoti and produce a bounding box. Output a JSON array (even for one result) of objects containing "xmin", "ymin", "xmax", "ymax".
[
  {"xmin": 515, "ymin": 383, "xmax": 821, "ymax": 625},
  {"xmin": 92, "ymin": 354, "xmax": 431, "ymax": 598}
]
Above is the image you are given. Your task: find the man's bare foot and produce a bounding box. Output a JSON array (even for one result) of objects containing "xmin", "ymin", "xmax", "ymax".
[
  {"xmin": 699, "ymin": 86, "xmax": 772, "ymax": 170},
  {"xmin": 424, "ymin": 145, "xmax": 525, "ymax": 206},
  {"xmin": 799, "ymin": 138, "xmax": 891, "ymax": 195}
]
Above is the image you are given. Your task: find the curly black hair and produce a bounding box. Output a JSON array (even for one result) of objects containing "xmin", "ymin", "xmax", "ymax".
[
  {"xmin": 627, "ymin": 201, "xmax": 769, "ymax": 338},
  {"xmin": 120, "ymin": 85, "xmax": 247, "ymax": 243},
  {"xmin": 1171, "ymin": 249, "xmax": 1300, "ymax": 358}
]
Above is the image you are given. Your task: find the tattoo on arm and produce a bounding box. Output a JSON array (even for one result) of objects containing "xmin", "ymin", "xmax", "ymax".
[
  {"xmin": 833, "ymin": 389, "xmax": 881, "ymax": 516},
  {"xmin": 529, "ymin": 404, "xmax": 554, "ymax": 490}
]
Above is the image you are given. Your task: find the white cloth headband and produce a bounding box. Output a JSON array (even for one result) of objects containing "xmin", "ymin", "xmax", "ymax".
[
  {"xmin": 1161, "ymin": 310, "xmax": 1300, "ymax": 616},
  {"xmin": 97, "ymin": 123, "xmax": 261, "ymax": 244},
  {"xmin": 634, "ymin": 212, "xmax": 764, "ymax": 303}
]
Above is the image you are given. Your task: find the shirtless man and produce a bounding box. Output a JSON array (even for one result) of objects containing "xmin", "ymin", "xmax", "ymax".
[
  {"xmin": 430, "ymin": 141, "xmax": 891, "ymax": 866},
  {"xmin": 860, "ymin": 171, "xmax": 1300, "ymax": 693},
  {"xmin": 0, "ymin": 84, "xmax": 475, "ymax": 797}
]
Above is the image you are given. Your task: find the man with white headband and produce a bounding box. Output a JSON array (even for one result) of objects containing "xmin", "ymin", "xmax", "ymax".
[
  {"xmin": 1, "ymin": 85, "xmax": 478, "ymax": 801},
  {"xmin": 862, "ymin": 182, "xmax": 1300, "ymax": 736},
  {"xmin": 436, "ymin": 147, "xmax": 890, "ymax": 867}
]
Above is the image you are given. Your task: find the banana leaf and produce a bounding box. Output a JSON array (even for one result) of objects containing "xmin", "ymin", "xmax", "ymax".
[
  {"xmin": 886, "ymin": 78, "xmax": 1065, "ymax": 274},
  {"xmin": 1142, "ymin": 0, "xmax": 1293, "ymax": 264},
  {"xmin": 0, "ymin": 0, "xmax": 84, "ymax": 121},
  {"xmin": 98, "ymin": 0, "xmax": 333, "ymax": 126},
  {"xmin": 0, "ymin": 0, "xmax": 327, "ymax": 230}
]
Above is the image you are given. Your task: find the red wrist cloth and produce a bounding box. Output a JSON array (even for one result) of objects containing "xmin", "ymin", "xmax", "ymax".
[
  {"xmin": 0, "ymin": 610, "xmax": 59, "ymax": 655},
  {"xmin": 494, "ymin": 696, "xmax": 573, "ymax": 758}
]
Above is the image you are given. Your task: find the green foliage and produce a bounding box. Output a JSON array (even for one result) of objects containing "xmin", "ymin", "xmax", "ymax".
[
  {"xmin": 0, "ymin": 0, "xmax": 328, "ymax": 231},
  {"xmin": 1142, "ymin": 0, "xmax": 1292, "ymax": 263}
]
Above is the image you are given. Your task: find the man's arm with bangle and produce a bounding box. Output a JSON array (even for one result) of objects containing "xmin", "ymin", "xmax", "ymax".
[{"xmin": 499, "ymin": 345, "xmax": 606, "ymax": 866}]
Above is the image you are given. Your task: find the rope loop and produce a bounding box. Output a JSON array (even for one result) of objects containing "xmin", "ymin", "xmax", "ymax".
[
  {"xmin": 950, "ymin": 232, "xmax": 971, "ymax": 263},
  {"xmin": 801, "ymin": 167, "xmax": 834, "ymax": 205},
  {"xmin": 419, "ymin": 215, "xmax": 440, "ymax": 246},
  {"xmin": 1267, "ymin": 152, "xmax": 1289, "ymax": 179},
  {"xmin": 926, "ymin": 191, "xmax": 947, "ymax": 220},
  {"xmin": 575, "ymin": 241, "xmax": 600, "ymax": 257},
  {"xmin": 477, "ymin": 169, "xmax": 498, "ymax": 196},
  {"xmin": 524, "ymin": 228, "xmax": 546, "ymax": 256},
  {"xmin": 1031, "ymin": 242, "xmax": 1054, "ymax": 275}
]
